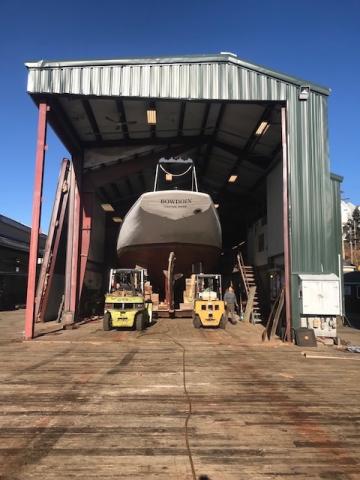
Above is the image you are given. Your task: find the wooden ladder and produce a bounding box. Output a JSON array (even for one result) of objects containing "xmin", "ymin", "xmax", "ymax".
[{"xmin": 237, "ymin": 253, "xmax": 262, "ymax": 323}]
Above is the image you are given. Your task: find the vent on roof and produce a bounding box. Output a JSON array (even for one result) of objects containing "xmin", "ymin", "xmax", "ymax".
[{"xmin": 220, "ymin": 51, "xmax": 237, "ymax": 57}]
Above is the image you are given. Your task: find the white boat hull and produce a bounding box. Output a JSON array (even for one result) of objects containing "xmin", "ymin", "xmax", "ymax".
[{"xmin": 117, "ymin": 190, "xmax": 222, "ymax": 287}]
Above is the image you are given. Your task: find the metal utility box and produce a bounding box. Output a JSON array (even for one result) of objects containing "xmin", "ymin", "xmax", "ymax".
[
  {"xmin": 298, "ymin": 274, "xmax": 341, "ymax": 315},
  {"xmin": 298, "ymin": 274, "xmax": 341, "ymax": 338}
]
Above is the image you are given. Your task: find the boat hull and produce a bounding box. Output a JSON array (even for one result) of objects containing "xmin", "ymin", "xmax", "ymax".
[
  {"xmin": 117, "ymin": 242, "xmax": 221, "ymax": 288},
  {"xmin": 116, "ymin": 190, "xmax": 222, "ymax": 290}
]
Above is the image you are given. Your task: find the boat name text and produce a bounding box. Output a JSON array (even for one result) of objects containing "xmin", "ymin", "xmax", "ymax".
[{"xmin": 160, "ymin": 199, "xmax": 192, "ymax": 204}]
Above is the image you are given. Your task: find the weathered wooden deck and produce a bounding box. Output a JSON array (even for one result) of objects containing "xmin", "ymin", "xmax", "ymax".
[{"xmin": 0, "ymin": 310, "xmax": 360, "ymax": 479}]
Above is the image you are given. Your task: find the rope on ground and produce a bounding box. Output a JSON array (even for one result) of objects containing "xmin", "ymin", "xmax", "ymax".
[{"xmin": 137, "ymin": 328, "xmax": 197, "ymax": 480}]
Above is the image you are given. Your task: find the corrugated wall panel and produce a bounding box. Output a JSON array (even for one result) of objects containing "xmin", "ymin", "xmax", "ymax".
[
  {"xmin": 29, "ymin": 63, "xmax": 306, "ymax": 100},
  {"xmin": 26, "ymin": 58, "xmax": 341, "ymax": 328},
  {"xmin": 328, "ymin": 176, "xmax": 342, "ymax": 275},
  {"xmin": 287, "ymin": 92, "xmax": 342, "ymax": 326}
]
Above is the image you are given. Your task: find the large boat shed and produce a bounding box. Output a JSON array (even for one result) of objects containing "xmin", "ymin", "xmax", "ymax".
[{"xmin": 24, "ymin": 52, "xmax": 342, "ymax": 340}]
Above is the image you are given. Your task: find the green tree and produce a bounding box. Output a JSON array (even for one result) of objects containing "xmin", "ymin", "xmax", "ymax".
[{"xmin": 344, "ymin": 207, "xmax": 360, "ymax": 265}]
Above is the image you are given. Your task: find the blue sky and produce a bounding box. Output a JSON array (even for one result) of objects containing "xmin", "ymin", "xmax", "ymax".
[{"xmin": 0, "ymin": 0, "xmax": 359, "ymax": 231}]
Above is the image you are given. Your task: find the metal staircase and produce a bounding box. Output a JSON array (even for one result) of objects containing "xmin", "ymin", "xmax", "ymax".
[{"xmin": 236, "ymin": 253, "xmax": 263, "ymax": 323}]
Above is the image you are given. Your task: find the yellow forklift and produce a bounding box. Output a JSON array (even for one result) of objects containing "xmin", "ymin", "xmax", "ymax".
[
  {"xmin": 103, "ymin": 268, "xmax": 152, "ymax": 331},
  {"xmin": 193, "ymin": 274, "xmax": 226, "ymax": 329}
]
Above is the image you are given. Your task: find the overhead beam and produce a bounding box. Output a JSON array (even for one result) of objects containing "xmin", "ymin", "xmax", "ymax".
[
  {"xmin": 139, "ymin": 171, "xmax": 147, "ymax": 192},
  {"xmin": 125, "ymin": 177, "xmax": 134, "ymax": 196},
  {"xmin": 115, "ymin": 99, "xmax": 130, "ymax": 140},
  {"xmin": 98, "ymin": 186, "xmax": 113, "ymax": 204},
  {"xmin": 242, "ymin": 105, "xmax": 274, "ymax": 153},
  {"xmin": 109, "ymin": 182, "xmax": 122, "ymax": 199},
  {"xmin": 82, "ymin": 99, "xmax": 102, "ymax": 143},
  {"xmin": 213, "ymin": 140, "xmax": 268, "ymax": 171},
  {"xmin": 83, "ymin": 134, "xmax": 212, "ymax": 149},
  {"xmin": 84, "ymin": 143, "xmax": 200, "ymax": 190},
  {"xmin": 201, "ymin": 103, "xmax": 227, "ymax": 177},
  {"xmin": 178, "ymin": 102, "xmax": 186, "ymax": 137},
  {"xmin": 216, "ymin": 105, "xmax": 274, "ymax": 197},
  {"xmin": 111, "ymin": 193, "xmax": 142, "ymax": 209},
  {"xmin": 196, "ymin": 102, "xmax": 211, "ymax": 170},
  {"xmin": 45, "ymin": 97, "xmax": 83, "ymax": 155}
]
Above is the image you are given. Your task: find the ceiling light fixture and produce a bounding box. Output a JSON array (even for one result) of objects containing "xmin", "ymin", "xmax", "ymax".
[
  {"xmin": 112, "ymin": 217, "xmax": 123, "ymax": 223},
  {"xmin": 228, "ymin": 175, "xmax": 238, "ymax": 183},
  {"xmin": 147, "ymin": 109, "xmax": 157, "ymax": 125},
  {"xmin": 214, "ymin": 204, "xmax": 219, "ymax": 208},
  {"xmin": 165, "ymin": 173, "xmax": 173, "ymax": 181},
  {"xmin": 255, "ymin": 121, "xmax": 269, "ymax": 136},
  {"xmin": 101, "ymin": 203, "xmax": 114, "ymax": 212}
]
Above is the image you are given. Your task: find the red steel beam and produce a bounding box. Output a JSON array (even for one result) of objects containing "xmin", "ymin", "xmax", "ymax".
[
  {"xmin": 25, "ymin": 103, "xmax": 48, "ymax": 340},
  {"xmin": 78, "ymin": 191, "xmax": 94, "ymax": 303},
  {"xmin": 281, "ymin": 106, "xmax": 292, "ymax": 342},
  {"xmin": 64, "ymin": 163, "xmax": 75, "ymax": 314},
  {"xmin": 63, "ymin": 158, "xmax": 82, "ymax": 325},
  {"xmin": 36, "ymin": 160, "xmax": 70, "ymax": 322},
  {"xmin": 70, "ymin": 166, "xmax": 81, "ymax": 314}
]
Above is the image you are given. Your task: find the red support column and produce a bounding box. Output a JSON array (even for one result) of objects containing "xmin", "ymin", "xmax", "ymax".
[
  {"xmin": 25, "ymin": 103, "xmax": 48, "ymax": 340},
  {"xmin": 64, "ymin": 163, "xmax": 75, "ymax": 316},
  {"xmin": 70, "ymin": 172, "xmax": 81, "ymax": 313},
  {"xmin": 79, "ymin": 191, "xmax": 93, "ymax": 303},
  {"xmin": 35, "ymin": 159, "xmax": 71, "ymax": 323},
  {"xmin": 63, "ymin": 156, "xmax": 82, "ymax": 326}
]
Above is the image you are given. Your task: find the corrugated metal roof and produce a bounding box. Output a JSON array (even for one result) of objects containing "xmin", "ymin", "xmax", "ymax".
[{"xmin": 26, "ymin": 53, "xmax": 330, "ymax": 98}]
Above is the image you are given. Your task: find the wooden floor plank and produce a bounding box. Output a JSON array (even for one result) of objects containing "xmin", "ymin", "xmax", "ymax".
[{"xmin": 0, "ymin": 310, "xmax": 359, "ymax": 479}]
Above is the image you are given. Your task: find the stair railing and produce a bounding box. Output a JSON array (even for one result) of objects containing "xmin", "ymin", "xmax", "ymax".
[{"xmin": 237, "ymin": 252, "xmax": 250, "ymax": 298}]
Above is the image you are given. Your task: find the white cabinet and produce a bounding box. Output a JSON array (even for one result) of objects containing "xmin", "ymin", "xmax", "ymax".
[{"xmin": 299, "ymin": 274, "xmax": 341, "ymax": 315}]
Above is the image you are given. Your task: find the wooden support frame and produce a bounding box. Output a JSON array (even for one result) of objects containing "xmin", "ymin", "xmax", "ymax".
[
  {"xmin": 63, "ymin": 157, "xmax": 82, "ymax": 325},
  {"xmin": 24, "ymin": 103, "xmax": 48, "ymax": 340},
  {"xmin": 35, "ymin": 158, "xmax": 71, "ymax": 323}
]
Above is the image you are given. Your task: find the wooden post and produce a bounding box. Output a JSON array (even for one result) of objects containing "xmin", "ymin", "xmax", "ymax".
[{"xmin": 243, "ymin": 286, "xmax": 256, "ymax": 324}]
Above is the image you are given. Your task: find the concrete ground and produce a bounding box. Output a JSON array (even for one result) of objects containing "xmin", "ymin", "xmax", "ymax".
[{"xmin": 0, "ymin": 310, "xmax": 360, "ymax": 480}]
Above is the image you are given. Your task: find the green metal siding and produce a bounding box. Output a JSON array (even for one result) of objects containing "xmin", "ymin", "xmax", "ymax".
[
  {"xmin": 287, "ymin": 92, "xmax": 342, "ymax": 327},
  {"xmin": 287, "ymin": 93, "xmax": 335, "ymax": 327},
  {"xmin": 328, "ymin": 175, "xmax": 343, "ymax": 275}
]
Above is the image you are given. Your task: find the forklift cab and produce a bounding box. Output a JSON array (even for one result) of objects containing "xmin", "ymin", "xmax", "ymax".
[
  {"xmin": 193, "ymin": 274, "xmax": 226, "ymax": 329},
  {"xmin": 103, "ymin": 268, "xmax": 151, "ymax": 331}
]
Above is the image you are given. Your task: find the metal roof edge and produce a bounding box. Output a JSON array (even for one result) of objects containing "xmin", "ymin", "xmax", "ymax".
[
  {"xmin": 24, "ymin": 53, "xmax": 330, "ymax": 96},
  {"xmin": 0, "ymin": 214, "xmax": 47, "ymax": 238},
  {"xmin": 330, "ymin": 172, "xmax": 343, "ymax": 183},
  {"xmin": 0, "ymin": 214, "xmax": 32, "ymax": 233}
]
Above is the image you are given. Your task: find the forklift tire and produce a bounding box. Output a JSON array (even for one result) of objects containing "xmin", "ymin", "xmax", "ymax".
[
  {"xmin": 193, "ymin": 315, "xmax": 202, "ymax": 329},
  {"xmin": 219, "ymin": 314, "xmax": 227, "ymax": 329},
  {"xmin": 103, "ymin": 312, "xmax": 112, "ymax": 331},
  {"xmin": 136, "ymin": 313, "xmax": 145, "ymax": 331}
]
